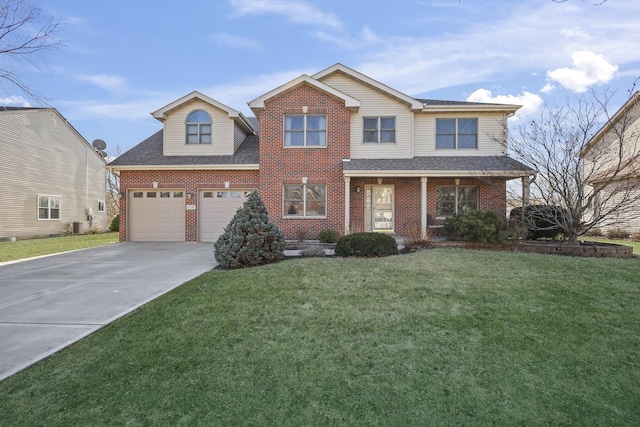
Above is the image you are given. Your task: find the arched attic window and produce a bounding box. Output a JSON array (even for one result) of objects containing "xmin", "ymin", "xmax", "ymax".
[{"xmin": 186, "ymin": 110, "xmax": 212, "ymax": 144}]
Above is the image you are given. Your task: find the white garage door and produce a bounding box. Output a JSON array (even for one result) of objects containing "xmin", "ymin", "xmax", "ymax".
[
  {"xmin": 199, "ymin": 190, "xmax": 250, "ymax": 242},
  {"xmin": 129, "ymin": 190, "xmax": 185, "ymax": 242}
]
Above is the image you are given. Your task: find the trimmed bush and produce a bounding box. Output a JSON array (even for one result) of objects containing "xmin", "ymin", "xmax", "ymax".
[
  {"xmin": 509, "ymin": 205, "xmax": 566, "ymax": 240},
  {"xmin": 319, "ymin": 229, "xmax": 340, "ymax": 243},
  {"xmin": 335, "ymin": 232, "xmax": 398, "ymax": 257},
  {"xmin": 605, "ymin": 228, "xmax": 630, "ymax": 240},
  {"xmin": 444, "ymin": 210, "xmax": 520, "ymax": 243},
  {"xmin": 214, "ymin": 191, "xmax": 286, "ymax": 269},
  {"xmin": 110, "ymin": 215, "xmax": 119, "ymax": 232}
]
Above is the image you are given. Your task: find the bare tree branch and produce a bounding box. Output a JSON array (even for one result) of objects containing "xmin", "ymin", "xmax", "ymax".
[{"xmin": 0, "ymin": 0, "xmax": 64, "ymax": 104}]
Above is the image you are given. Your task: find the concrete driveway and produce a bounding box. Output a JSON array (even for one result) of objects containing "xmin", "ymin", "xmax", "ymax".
[{"xmin": 0, "ymin": 242, "xmax": 216, "ymax": 381}]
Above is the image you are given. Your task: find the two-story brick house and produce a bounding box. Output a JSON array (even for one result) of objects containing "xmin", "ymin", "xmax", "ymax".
[{"xmin": 108, "ymin": 64, "xmax": 534, "ymax": 242}]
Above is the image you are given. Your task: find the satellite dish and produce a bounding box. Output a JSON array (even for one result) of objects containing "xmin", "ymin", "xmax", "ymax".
[
  {"xmin": 99, "ymin": 150, "xmax": 107, "ymax": 158},
  {"xmin": 92, "ymin": 139, "xmax": 107, "ymax": 151}
]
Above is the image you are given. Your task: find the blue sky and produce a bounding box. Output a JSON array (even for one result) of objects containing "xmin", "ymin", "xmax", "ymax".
[{"xmin": 3, "ymin": 0, "xmax": 640, "ymax": 153}]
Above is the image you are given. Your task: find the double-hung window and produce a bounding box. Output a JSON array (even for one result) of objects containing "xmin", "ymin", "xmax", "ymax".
[
  {"xmin": 363, "ymin": 117, "xmax": 395, "ymax": 143},
  {"xmin": 284, "ymin": 184, "xmax": 326, "ymax": 217},
  {"xmin": 435, "ymin": 186, "xmax": 478, "ymax": 217},
  {"xmin": 436, "ymin": 118, "xmax": 478, "ymax": 149},
  {"xmin": 284, "ymin": 115, "xmax": 326, "ymax": 147},
  {"xmin": 38, "ymin": 195, "xmax": 60, "ymax": 220},
  {"xmin": 186, "ymin": 110, "xmax": 212, "ymax": 144}
]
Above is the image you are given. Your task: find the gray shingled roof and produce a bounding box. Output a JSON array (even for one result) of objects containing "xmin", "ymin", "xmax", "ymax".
[
  {"xmin": 343, "ymin": 156, "xmax": 535, "ymax": 174},
  {"xmin": 107, "ymin": 130, "xmax": 259, "ymax": 167}
]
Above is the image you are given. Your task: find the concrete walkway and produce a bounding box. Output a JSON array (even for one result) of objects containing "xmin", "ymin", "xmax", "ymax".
[{"xmin": 0, "ymin": 243, "xmax": 216, "ymax": 381}]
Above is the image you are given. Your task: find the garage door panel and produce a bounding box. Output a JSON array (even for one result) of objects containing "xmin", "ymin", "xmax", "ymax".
[
  {"xmin": 199, "ymin": 190, "xmax": 249, "ymax": 242},
  {"xmin": 129, "ymin": 190, "xmax": 185, "ymax": 242}
]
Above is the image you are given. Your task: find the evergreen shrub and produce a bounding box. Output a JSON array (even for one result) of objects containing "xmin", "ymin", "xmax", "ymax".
[
  {"xmin": 444, "ymin": 210, "xmax": 519, "ymax": 243},
  {"xmin": 335, "ymin": 232, "xmax": 398, "ymax": 257},
  {"xmin": 319, "ymin": 229, "xmax": 340, "ymax": 243},
  {"xmin": 110, "ymin": 215, "xmax": 119, "ymax": 232}
]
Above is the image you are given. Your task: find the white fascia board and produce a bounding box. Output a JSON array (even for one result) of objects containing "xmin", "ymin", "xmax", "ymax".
[
  {"xmin": 151, "ymin": 91, "xmax": 245, "ymax": 122},
  {"xmin": 421, "ymin": 104, "xmax": 521, "ymax": 114},
  {"xmin": 313, "ymin": 63, "xmax": 424, "ymax": 110},
  {"xmin": 343, "ymin": 169, "xmax": 532, "ymax": 178},
  {"xmin": 247, "ymin": 74, "xmax": 360, "ymax": 112},
  {"xmin": 108, "ymin": 164, "xmax": 260, "ymax": 172}
]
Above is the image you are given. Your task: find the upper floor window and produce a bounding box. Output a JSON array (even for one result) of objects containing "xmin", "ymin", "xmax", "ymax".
[
  {"xmin": 284, "ymin": 115, "xmax": 326, "ymax": 147},
  {"xmin": 436, "ymin": 118, "xmax": 478, "ymax": 149},
  {"xmin": 435, "ymin": 186, "xmax": 478, "ymax": 217},
  {"xmin": 284, "ymin": 184, "xmax": 327, "ymax": 217},
  {"xmin": 364, "ymin": 117, "xmax": 395, "ymax": 143},
  {"xmin": 38, "ymin": 195, "xmax": 60, "ymax": 220},
  {"xmin": 186, "ymin": 110, "xmax": 212, "ymax": 144}
]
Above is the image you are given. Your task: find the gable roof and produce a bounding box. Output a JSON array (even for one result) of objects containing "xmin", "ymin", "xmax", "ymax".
[
  {"xmin": 107, "ymin": 130, "xmax": 259, "ymax": 171},
  {"xmin": 581, "ymin": 91, "xmax": 640, "ymax": 157},
  {"xmin": 313, "ymin": 63, "xmax": 424, "ymax": 110},
  {"xmin": 248, "ymin": 74, "xmax": 360, "ymax": 112},
  {"xmin": 152, "ymin": 91, "xmax": 255, "ymax": 134}
]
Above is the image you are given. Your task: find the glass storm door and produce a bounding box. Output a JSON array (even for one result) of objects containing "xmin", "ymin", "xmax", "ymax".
[{"xmin": 369, "ymin": 185, "xmax": 394, "ymax": 232}]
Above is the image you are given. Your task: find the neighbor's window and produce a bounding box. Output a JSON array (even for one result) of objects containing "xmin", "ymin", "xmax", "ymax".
[
  {"xmin": 436, "ymin": 118, "xmax": 478, "ymax": 149},
  {"xmin": 284, "ymin": 184, "xmax": 326, "ymax": 217},
  {"xmin": 186, "ymin": 110, "xmax": 212, "ymax": 144},
  {"xmin": 435, "ymin": 186, "xmax": 478, "ymax": 217},
  {"xmin": 97, "ymin": 200, "xmax": 105, "ymax": 212},
  {"xmin": 363, "ymin": 117, "xmax": 395, "ymax": 143},
  {"xmin": 284, "ymin": 115, "xmax": 326, "ymax": 147},
  {"xmin": 38, "ymin": 195, "xmax": 60, "ymax": 220}
]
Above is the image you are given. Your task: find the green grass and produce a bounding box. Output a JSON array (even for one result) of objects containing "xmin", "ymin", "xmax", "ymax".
[
  {"xmin": 582, "ymin": 237, "xmax": 640, "ymax": 254},
  {"xmin": 1, "ymin": 249, "xmax": 639, "ymax": 425},
  {"xmin": 0, "ymin": 232, "xmax": 119, "ymax": 263}
]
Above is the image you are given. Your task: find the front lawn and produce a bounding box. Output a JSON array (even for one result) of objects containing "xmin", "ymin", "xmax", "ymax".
[
  {"xmin": 1, "ymin": 249, "xmax": 638, "ymax": 425},
  {"xmin": 0, "ymin": 232, "xmax": 119, "ymax": 263}
]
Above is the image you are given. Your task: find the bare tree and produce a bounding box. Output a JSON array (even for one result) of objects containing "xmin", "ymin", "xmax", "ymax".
[
  {"xmin": 0, "ymin": 0, "xmax": 63, "ymax": 102},
  {"xmin": 105, "ymin": 144, "xmax": 122, "ymax": 223},
  {"xmin": 507, "ymin": 85, "xmax": 640, "ymax": 244}
]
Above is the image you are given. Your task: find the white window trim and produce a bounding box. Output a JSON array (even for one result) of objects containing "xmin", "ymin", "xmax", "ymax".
[
  {"xmin": 283, "ymin": 184, "xmax": 328, "ymax": 218},
  {"xmin": 97, "ymin": 200, "xmax": 105, "ymax": 212},
  {"xmin": 283, "ymin": 114, "xmax": 327, "ymax": 148},
  {"xmin": 435, "ymin": 185, "xmax": 478, "ymax": 218},
  {"xmin": 37, "ymin": 194, "xmax": 61, "ymax": 221},
  {"xmin": 363, "ymin": 116, "xmax": 396, "ymax": 144},
  {"xmin": 435, "ymin": 118, "xmax": 479, "ymax": 150},
  {"xmin": 185, "ymin": 110, "xmax": 212, "ymax": 145}
]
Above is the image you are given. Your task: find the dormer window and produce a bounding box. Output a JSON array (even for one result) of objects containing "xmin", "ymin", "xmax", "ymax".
[{"xmin": 186, "ymin": 110, "xmax": 212, "ymax": 144}]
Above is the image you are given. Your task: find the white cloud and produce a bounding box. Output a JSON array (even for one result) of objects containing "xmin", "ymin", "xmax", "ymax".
[
  {"xmin": 0, "ymin": 95, "xmax": 31, "ymax": 107},
  {"xmin": 546, "ymin": 51, "xmax": 618, "ymax": 92},
  {"xmin": 77, "ymin": 74, "xmax": 126, "ymax": 92},
  {"xmin": 208, "ymin": 33, "xmax": 262, "ymax": 51},
  {"xmin": 466, "ymin": 88, "xmax": 543, "ymax": 117},
  {"xmin": 229, "ymin": 0, "xmax": 342, "ymax": 30}
]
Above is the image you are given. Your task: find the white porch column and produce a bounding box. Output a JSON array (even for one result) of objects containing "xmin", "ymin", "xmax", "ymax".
[
  {"xmin": 344, "ymin": 176, "xmax": 351, "ymax": 235},
  {"xmin": 421, "ymin": 177, "xmax": 428, "ymax": 238}
]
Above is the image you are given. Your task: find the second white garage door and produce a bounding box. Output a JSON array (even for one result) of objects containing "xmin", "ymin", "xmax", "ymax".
[
  {"xmin": 129, "ymin": 190, "xmax": 185, "ymax": 242},
  {"xmin": 199, "ymin": 190, "xmax": 250, "ymax": 242}
]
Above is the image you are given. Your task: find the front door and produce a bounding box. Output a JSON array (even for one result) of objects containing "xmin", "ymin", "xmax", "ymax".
[{"xmin": 365, "ymin": 185, "xmax": 395, "ymax": 232}]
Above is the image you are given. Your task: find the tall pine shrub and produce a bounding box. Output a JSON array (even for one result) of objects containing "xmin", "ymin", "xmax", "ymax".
[{"xmin": 214, "ymin": 191, "xmax": 286, "ymax": 268}]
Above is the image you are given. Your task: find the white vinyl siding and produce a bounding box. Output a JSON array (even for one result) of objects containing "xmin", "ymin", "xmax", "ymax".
[
  {"xmin": 320, "ymin": 73, "xmax": 413, "ymax": 159},
  {"xmin": 163, "ymin": 99, "xmax": 235, "ymax": 156},
  {"xmin": 234, "ymin": 122, "xmax": 249, "ymax": 152},
  {"xmin": 0, "ymin": 109, "xmax": 107, "ymax": 238},
  {"xmin": 414, "ymin": 114, "xmax": 508, "ymax": 156}
]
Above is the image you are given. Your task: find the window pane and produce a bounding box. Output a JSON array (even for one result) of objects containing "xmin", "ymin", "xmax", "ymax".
[
  {"xmin": 230, "ymin": 192, "xmax": 242, "ymax": 198},
  {"xmin": 160, "ymin": 192, "xmax": 170, "ymax": 198},
  {"xmin": 458, "ymin": 134, "xmax": 477, "ymax": 149},
  {"xmin": 306, "ymin": 131, "xmax": 326, "ymax": 146},
  {"xmin": 364, "ymin": 130, "xmax": 378, "ymax": 143},
  {"xmin": 50, "ymin": 198, "xmax": 60, "ymax": 208},
  {"xmin": 200, "ymin": 134, "xmax": 211, "ymax": 144},
  {"xmin": 285, "ymin": 116, "xmax": 304, "ymax": 130},
  {"xmin": 216, "ymin": 192, "xmax": 226, "ymax": 198},
  {"xmin": 147, "ymin": 192, "xmax": 156, "ymax": 198},
  {"xmin": 39, "ymin": 208, "xmax": 48, "ymax": 219},
  {"xmin": 174, "ymin": 192, "xmax": 184, "ymax": 198},
  {"xmin": 285, "ymin": 201, "xmax": 303, "ymax": 216},
  {"xmin": 50, "ymin": 208, "xmax": 60, "ymax": 219},
  {"xmin": 363, "ymin": 118, "xmax": 378, "ymax": 130},
  {"xmin": 380, "ymin": 130, "xmax": 395, "ymax": 143},
  {"xmin": 285, "ymin": 131, "xmax": 304, "ymax": 146},
  {"xmin": 307, "ymin": 115, "xmax": 326, "ymax": 130},
  {"xmin": 284, "ymin": 185, "xmax": 304, "ymax": 201},
  {"xmin": 200, "ymin": 124, "xmax": 211, "ymax": 134},
  {"xmin": 39, "ymin": 196, "xmax": 49, "ymax": 208},
  {"xmin": 306, "ymin": 185, "xmax": 326, "ymax": 216},
  {"xmin": 458, "ymin": 118, "xmax": 477, "ymax": 133},
  {"xmin": 133, "ymin": 192, "xmax": 143, "ymax": 198},
  {"xmin": 458, "ymin": 187, "xmax": 478, "ymax": 212},
  {"xmin": 436, "ymin": 187, "xmax": 456, "ymax": 217},
  {"xmin": 186, "ymin": 124, "xmax": 198, "ymax": 134},
  {"xmin": 436, "ymin": 135, "xmax": 455, "ymax": 149},
  {"xmin": 380, "ymin": 117, "xmax": 395, "ymax": 130},
  {"xmin": 436, "ymin": 119, "xmax": 455, "ymax": 133},
  {"xmin": 186, "ymin": 110, "xmax": 211, "ymax": 123},
  {"xmin": 186, "ymin": 134, "xmax": 198, "ymax": 144}
]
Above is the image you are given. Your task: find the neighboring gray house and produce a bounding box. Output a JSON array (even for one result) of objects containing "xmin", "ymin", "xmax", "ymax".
[{"xmin": 0, "ymin": 107, "xmax": 107, "ymax": 239}]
